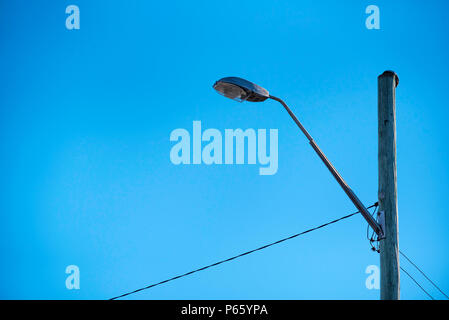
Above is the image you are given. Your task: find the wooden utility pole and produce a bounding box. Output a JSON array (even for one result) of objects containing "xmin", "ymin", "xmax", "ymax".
[{"xmin": 378, "ymin": 70, "xmax": 400, "ymax": 300}]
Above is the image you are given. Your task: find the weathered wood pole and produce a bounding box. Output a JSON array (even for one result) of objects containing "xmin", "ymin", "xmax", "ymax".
[{"xmin": 378, "ymin": 70, "xmax": 400, "ymax": 300}]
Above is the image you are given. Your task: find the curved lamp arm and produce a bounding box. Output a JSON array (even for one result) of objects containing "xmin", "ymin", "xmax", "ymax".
[{"xmin": 269, "ymin": 95, "xmax": 383, "ymax": 237}]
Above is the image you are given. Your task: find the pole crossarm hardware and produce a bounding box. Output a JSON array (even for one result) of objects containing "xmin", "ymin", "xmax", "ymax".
[{"xmin": 269, "ymin": 95, "xmax": 384, "ymax": 237}]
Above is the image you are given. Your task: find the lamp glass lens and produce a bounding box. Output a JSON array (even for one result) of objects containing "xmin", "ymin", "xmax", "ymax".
[{"xmin": 213, "ymin": 82, "xmax": 248, "ymax": 102}]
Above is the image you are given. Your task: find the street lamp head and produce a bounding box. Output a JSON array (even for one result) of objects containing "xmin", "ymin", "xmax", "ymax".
[{"xmin": 213, "ymin": 77, "xmax": 270, "ymax": 102}]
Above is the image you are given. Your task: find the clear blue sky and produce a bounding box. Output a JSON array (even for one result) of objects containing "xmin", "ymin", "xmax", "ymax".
[{"xmin": 1, "ymin": 0, "xmax": 448, "ymax": 299}]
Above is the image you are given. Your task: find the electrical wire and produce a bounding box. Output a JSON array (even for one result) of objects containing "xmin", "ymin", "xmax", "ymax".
[
  {"xmin": 366, "ymin": 204, "xmax": 379, "ymax": 252},
  {"xmin": 109, "ymin": 203, "xmax": 378, "ymax": 300},
  {"xmin": 366, "ymin": 227, "xmax": 445, "ymax": 299},
  {"xmin": 400, "ymin": 250, "xmax": 449, "ymax": 299},
  {"xmin": 400, "ymin": 266, "xmax": 435, "ymax": 300}
]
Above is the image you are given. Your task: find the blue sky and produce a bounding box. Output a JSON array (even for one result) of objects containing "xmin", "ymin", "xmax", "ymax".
[{"xmin": 1, "ymin": 0, "xmax": 448, "ymax": 299}]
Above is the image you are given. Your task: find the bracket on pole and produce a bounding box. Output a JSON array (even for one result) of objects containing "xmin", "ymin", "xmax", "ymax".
[{"xmin": 377, "ymin": 210, "xmax": 386, "ymax": 240}]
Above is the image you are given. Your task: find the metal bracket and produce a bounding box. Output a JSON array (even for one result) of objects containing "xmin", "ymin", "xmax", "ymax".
[{"xmin": 377, "ymin": 210, "xmax": 386, "ymax": 240}]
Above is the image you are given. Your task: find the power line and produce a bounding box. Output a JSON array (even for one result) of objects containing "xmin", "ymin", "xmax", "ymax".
[
  {"xmin": 400, "ymin": 266, "xmax": 435, "ymax": 300},
  {"xmin": 366, "ymin": 205, "xmax": 380, "ymax": 252},
  {"xmin": 109, "ymin": 203, "xmax": 378, "ymax": 300},
  {"xmin": 400, "ymin": 250, "xmax": 449, "ymax": 299}
]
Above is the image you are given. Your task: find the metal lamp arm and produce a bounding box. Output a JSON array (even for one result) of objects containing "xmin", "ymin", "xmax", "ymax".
[{"xmin": 269, "ymin": 95, "xmax": 383, "ymax": 237}]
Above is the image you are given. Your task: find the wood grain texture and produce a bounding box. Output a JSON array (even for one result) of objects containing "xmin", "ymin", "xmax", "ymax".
[{"xmin": 378, "ymin": 71, "xmax": 400, "ymax": 300}]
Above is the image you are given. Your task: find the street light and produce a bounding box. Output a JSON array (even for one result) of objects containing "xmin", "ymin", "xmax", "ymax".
[{"xmin": 213, "ymin": 76, "xmax": 383, "ymax": 237}]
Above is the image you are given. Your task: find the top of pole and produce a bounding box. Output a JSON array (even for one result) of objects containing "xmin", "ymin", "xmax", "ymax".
[{"xmin": 379, "ymin": 70, "xmax": 399, "ymax": 87}]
